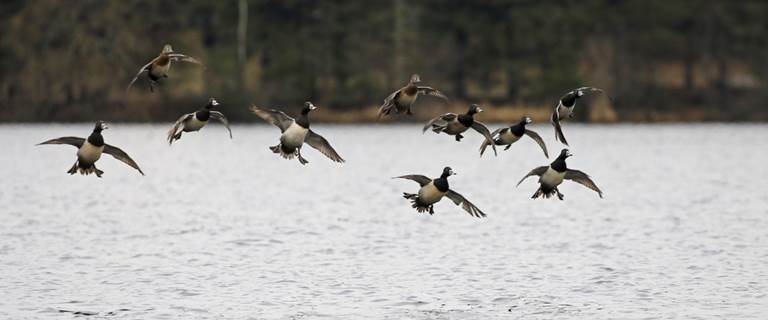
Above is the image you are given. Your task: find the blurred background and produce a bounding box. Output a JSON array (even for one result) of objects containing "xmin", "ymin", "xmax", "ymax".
[{"xmin": 2, "ymin": 0, "xmax": 768, "ymax": 123}]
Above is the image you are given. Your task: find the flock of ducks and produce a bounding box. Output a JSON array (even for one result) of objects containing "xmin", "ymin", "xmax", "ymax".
[{"xmin": 37, "ymin": 44, "xmax": 607, "ymax": 219}]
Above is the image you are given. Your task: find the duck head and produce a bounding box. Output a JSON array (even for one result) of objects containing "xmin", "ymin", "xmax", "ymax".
[
  {"xmin": 519, "ymin": 116, "xmax": 532, "ymax": 126},
  {"xmin": 559, "ymin": 148, "xmax": 573, "ymax": 159},
  {"xmin": 409, "ymin": 74, "xmax": 421, "ymax": 84},
  {"xmin": 162, "ymin": 44, "xmax": 174, "ymax": 54},
  {"xmin": 467, "ymin": 104, "xmax": 483, "ymax": 115},
  {"xmin": 205, "ymin": 97, "xmax": 220, "ymax": 109},
  {"xmin": 301, "ymin": 101, "xmax": 317, "ymax": 115},
  {"xmin": 93, "ymin": 121, "xmax": 109, "ymax": 133},
  {"xmin": 441, "ymin": 166, "xmax": 456, "ymax": 178}
]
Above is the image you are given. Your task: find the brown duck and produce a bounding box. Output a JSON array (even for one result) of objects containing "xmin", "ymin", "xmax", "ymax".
[{"xmin": 126, "ymin": 44, "xmax": 203, "ymax": 92}]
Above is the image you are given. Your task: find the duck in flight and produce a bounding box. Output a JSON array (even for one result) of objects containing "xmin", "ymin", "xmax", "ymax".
[
  {"xmin": 250, "ymin": 102, "xmax": 344, "ymax": 165},
  {"xmin": 423, "ymin": 104, "xmax": 497, "ymax": 156},
  {"xmin": 378, "ymin": 74, "xmax": 450, "ymax": 118},
  {"xmin": 480, "ymin": 116, "xmax": 548, "ymax": 158},
  {"xmin": 37, "ymin": 121, "xmax": 144, "ymax": 178},
  {"xmin": 551, "ymin": 87, "xmax": 607, "ymax": 146},
  {"xmin": 395, "ymin": 167, "xmax": 485, "ymax": 218},
  {"xmin": 167, "ymin": 98, "xmax": 232, "ymax": 145},
  {"xmin": 517, "ymin": 149, "xmax": 602, "ymax": 200},
  {"xmin": 126, "ymin": 44, "xmax": 203, "ymax": 92}
]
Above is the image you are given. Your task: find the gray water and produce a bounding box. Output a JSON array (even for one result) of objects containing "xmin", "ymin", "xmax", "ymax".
[{"xmin": 1, "ymin": 123, "xmax": 766, "ymax": 319}]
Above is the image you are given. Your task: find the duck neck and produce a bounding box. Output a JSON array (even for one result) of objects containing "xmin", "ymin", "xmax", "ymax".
[
  {"xmin": 296, "ymin": 111, "xmax": 310, "ymax": 129},
  {"xmin": 88, "ymin": 130, "xmax": 104, "ymax": 146},
  {"xmin": 551, "ymin": 156, "xmax": 568, "ymax": 172},
  {"xmin": 434, "ymin": 175, "xmax": 450, "ymax": 192}
]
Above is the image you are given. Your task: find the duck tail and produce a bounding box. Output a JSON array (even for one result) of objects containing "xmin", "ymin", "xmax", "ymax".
[
  {"xmin": 270, "ymin": 144, "xmax": 298, "ymax": 160},
  {"xmin": 403, "ymin": 193, "xmax": 432, "ymax": 214}
]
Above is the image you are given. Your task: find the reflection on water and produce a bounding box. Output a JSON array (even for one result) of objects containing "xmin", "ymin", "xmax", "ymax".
[{"xmin": 1, "ymin": 123, "xmax": 766, "ymax": 319}]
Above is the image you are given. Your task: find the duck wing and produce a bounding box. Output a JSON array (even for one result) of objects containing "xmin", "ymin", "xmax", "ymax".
[
  {"xmin": 445, "ymin": 190, "xmax": 486, "ymax": 218},
  {"xmin": 422, "ymin": 113, "xmax": 457, "ymax": 133},
  {"xmin": 126, "ymin": 59, "xmax": 155, "ymax": 91},
  {"xmin": 516, "ymin": 166, "xmax": 549, "ymax": 187},
  {"xmin": 167, "ymin": 113, "xmax": 193, "ymax": 144},
  {"xmin": 479, "ymin": 128, "xmax": 503, "ymax": 157},
  {"xmin": 305, "ymin": 130, "xmax": 344, "ymax": 163},
  {"xmin": 210, "ymin": 111, "xmax": 233, "ymax": 138},
  {"xmin": 470, "ymin": 121, "xmax": 497, "ymax": 156},
  {"xmin": 551, "ymin": 106, "xmax": 569, "ymax": 146},
  {"xmin": 564, "ymin": 169, "xmax": 603, "ymax": 198},
  {"xmin": 36, "ymin": 137, "xmax": 85, "ymax": 148},
  {"xmin": 394, "ymin": 174, "xmax": 432, "ymax": 186},
  {"xmin": 249, "ymin": 105, "xmax": 294, "ymax": 132},
  {"xmin": 377, "ymin": 89, "xmax": 402, "ymax": 119},
  {"xmin": 167, "ymin": 53, "xmax": 203, "ymax": 66},
  {"xmin": 524, "ymin": 129, "xmax": 549, "ymax": 158},
  {"xmin": 417, "ymin": 86, "xmax": 450, "ymax": 104},
  {"xmin": 103, "ymin": 144, "xmax": 144, "ymax": 175}
]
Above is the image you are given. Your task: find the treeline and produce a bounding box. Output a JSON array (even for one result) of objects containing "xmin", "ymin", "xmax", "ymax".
[{"xmin": 2, "ymin": 0, "xmax": 768, "ymax": 122}]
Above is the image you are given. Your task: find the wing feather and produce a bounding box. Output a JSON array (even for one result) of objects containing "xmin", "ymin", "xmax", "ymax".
[
  {"xmin": 445, "ymin": 190, "xmax": 486, "ymax": 218},
  {"xmin": 103, "ymin": 144, "xmax": 144, "ymax": 175},
  {"xmin": 209, "ymin": 111, "xmax": 233, "ymax": 138},
  {"xmin": 305, "ymin": 130, "xmax": 344, "ymax": 163},
  {"xmin": 517, "ymin": 166, "xmax": 549, "ymax": 187},
  {"xmin": 167, "ymin": 114, "xmax": 193, "ymax": 144},
  {"xmin": 470, "ymin": 121, "xmax": 497, "ymax": 156},
  {"xmin": 249, "ymin": 105, "xmax": 294, "ymax": 132},
  {"xmin": 524, "ymin": 129, "xmax": 549, "ymax": 158},
  {"xmin": 37, "ymin": 136, "xmax": 85, "ymax": 148},
  {"xmin": 126, "ymin": 59, "xmax": 154, "ymax": 91},
  {"xmin": 564, "ymin": 169, "xmax": 603, "ymax": 198},
  {"xmin": 394, "ymin": 174, "xmax": 431, "ymax": 186}
]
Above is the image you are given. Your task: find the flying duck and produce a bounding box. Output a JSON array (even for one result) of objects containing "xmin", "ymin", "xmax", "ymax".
[
  {"xmin": 250, "ymin": 102, "xmax": 344, "ymax": 165},
  {"xmin": 37, "ymin": 121, "xmax": 144, "ymax": 178},
  {"xmin": 396, "ymin": 167, "xmax": 485, "ymax": 218},
  {"xmin": 126, "ymin": 44, "xmax": 203, "ymax": 92},
  {"xmin": 517, "ymin": 149, "xmax": 602, "ymax": 200},
  {"xmin": 423, "ymin": 104, "xmax": 497, "ymax": 155},
  {"xmin": 167, "ymin": 98, "xmax": 232, "ymax": 145},
  {"xmin": 378, "ymin": 74, "xmax": 450, "ymax": 118},
  {"xmin": 480, "ymin": 116, "xmax": 549, "ymax": 158},
  {"xmin": 551, "ymin": 87, "xmax": 607, "ymax": 146}
]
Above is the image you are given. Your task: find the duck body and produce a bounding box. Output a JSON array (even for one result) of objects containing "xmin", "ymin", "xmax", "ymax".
[
  {"xmin": 495, "ymin": 123, "xmax": 525, "ymax": 145},
  {"xmin": 182, "ymin": 109, "xmax": 210, "ymax": 132},
  {"xmin": 393, "ymin": 84, "xmax": 419, "ymax": 114},
  {"xmin": 442, "ymin": 114, "xmax": 474, "ymax": 135},
  {"xmin": 415, "ymin": 177, "xmax": 450, "ymax": 207},
  {"xmin": 517, "ymin": 149, "xmax": 603, "ymax": 200},
  {"xmin": 250, "ymin": 102, "xmax": 344, "ymax": 165},
  {"xmin": 75, "ymin": 129, "xmax": 105, "ymax": 173},
  {"xmin": 148, "ymin": 55, "xmax": 171, "ymax": 81}
]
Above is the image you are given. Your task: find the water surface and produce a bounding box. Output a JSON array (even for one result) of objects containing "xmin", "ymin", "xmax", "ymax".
[{"xmin": 1, "ymin": 123, "xmax": 766, "ymax": 319}]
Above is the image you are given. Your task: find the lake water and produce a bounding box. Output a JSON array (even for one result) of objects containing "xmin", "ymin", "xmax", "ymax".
[{"xmin": 1, "ymin": 123, "xmax": 766, "ymax": 319}]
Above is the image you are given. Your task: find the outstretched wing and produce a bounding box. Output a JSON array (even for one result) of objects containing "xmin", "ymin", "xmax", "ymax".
[
  {"xmin": 249, "ymin": 105, "xmax": 294, "ymax": 132},
  {"xmin": 377, "ymin": 89, "xmax": 402, "ymax": 119},
  {"xmin": 305, "ymin": 130, "xmax": 344, "ymax": 163},
  {"xmin": 524, "ymin": 129, "xmax": 549, "ymax": 158},
  {"xmin": 417, "ymin": 86, "xmax": 450, "ymax": 104},
  {"xmin": 394, "ymin": 175, "xmax": 431, "ymax": 187},
  {"xmin": 209, "ymin": 111, "xmax": 233, "ymax": 138},
  {"xmin": 103, "ymin": 144, "xmax": 144, "ymax": 175},
  {"xmin": 565, "ymin": 169, "xmax": 603, "ymax": 198},
  {"xmin": 422, "ymin": 113, "xmax": 457, "ymax": 133},
  {"xmin": 445, "ymin": 190, "xmax": 486, "ymax": 218},
  {"xmin": 516, "ymin": 166, "xmax": 549, "ymax": 187},
  {"xmin": 470, "ymin": 121, "xmax": 497, "ymax": 156},
  {"xmin": 167, "ymin": 113, "xmax": 193, "ymax": 144},
  {"xmin": 126, "ymin": 60, "xmax": 154, "ymax": 91},
  {"xmin": 551, "ymin": 107, "xmax": 569, "ymax": 146},
  {"xmin": 37, "ymin": 136, "xmax": 85, "ymax": 148},
  {"xmin": 167, "ymin": 53, "xmax": 203, "ymax": 66}
]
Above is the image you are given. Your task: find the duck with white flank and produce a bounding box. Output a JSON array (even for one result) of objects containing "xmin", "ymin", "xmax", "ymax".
[
  {"xmin": 396, "ymin": 167, "xmax": 485, "ymax": 218},
  {"xmin": 250, "ymin": 102, "xmax": 344, "ymax": 165},
  {"xmin": 37, "ymin": 121, "xmax": 144, "ymax": 178},
  {"xmin": 423, "ymin": 104, "xmax": 497, "ymax": 155},
  {"xmin": 127, "ymin": 44, "xmax": 203, "ymax": 92},
  {"xmin": 480, "ymin": 116, "xmax": 548, "ymax": 158},
  {"xmin": 167, "ymin": 98, "xmax": 232, "ymax": 145},
  {"xmin": 551, "ymin": 87, "xmax": 607, "ymax": 146},
  {"xmin": 378, "ymin": 74, "xmax": 450, "ymax": 118},
  {"xmin": 517, "ymin": 149, "xmax": 602, "ymax": 200}
]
